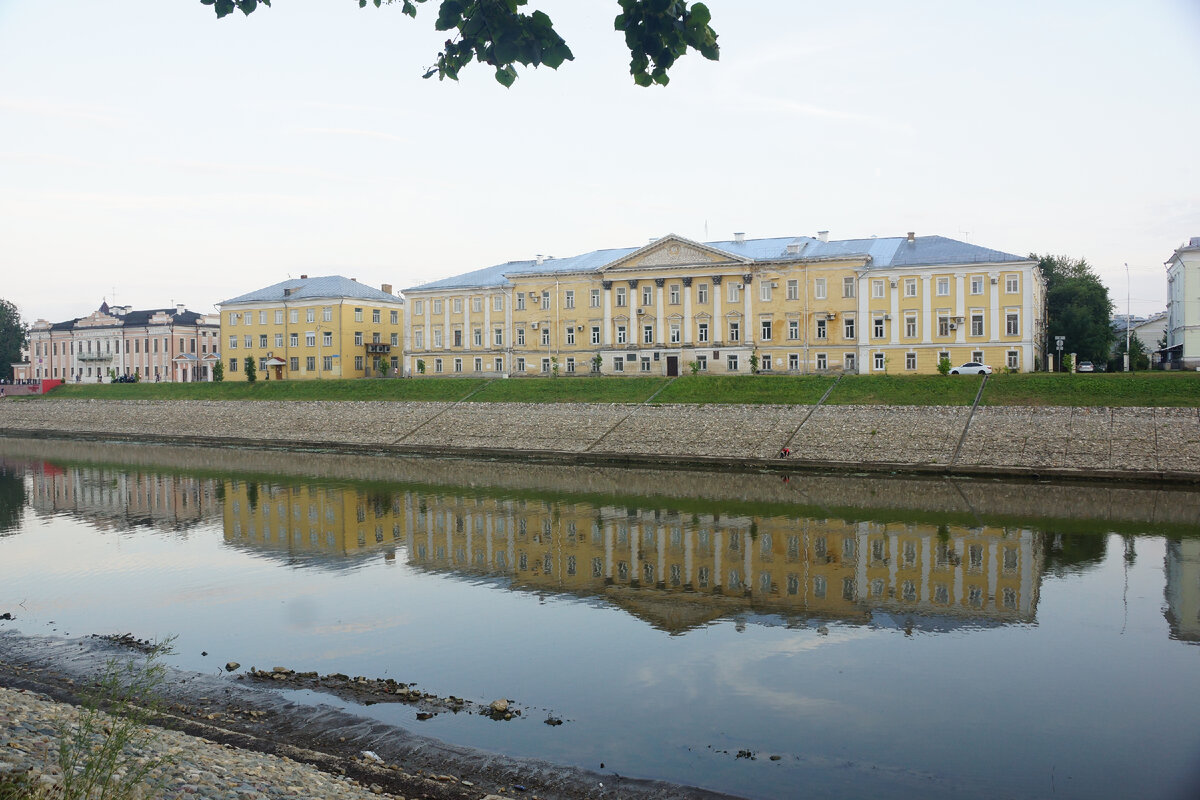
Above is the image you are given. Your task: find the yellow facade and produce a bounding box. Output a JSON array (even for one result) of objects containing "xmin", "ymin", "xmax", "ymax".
[
  {"xmin": 221, "ymin": 481, "xmax": 1042, "ymax": 629},
  {"xmin": 404, "ymin": 233, "xmax": 1046, "ymax": 377},
  {"xmin": 219, "ymin": 276, "xmax": 404, "ymax": 381}
]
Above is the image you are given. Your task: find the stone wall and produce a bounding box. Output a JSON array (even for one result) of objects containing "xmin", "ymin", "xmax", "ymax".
[{"xmin": 1, "ymin": 398, "xmax": 1198, "ymax": 481}]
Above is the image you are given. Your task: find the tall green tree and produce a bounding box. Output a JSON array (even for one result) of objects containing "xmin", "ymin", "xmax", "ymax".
[
  {"xmin": 244, "ymin": 356, "xmax": 257, "ymax": 383},
  {"xmin": 0, "ymin": 298, "xmax": 28, "ymax": 383},
  {"xmin": 1032, "ymin": 254, "xmax": 1115, "ymax": 368},
  {"xmin": 202, "ymin": 0, "xmax": 719, "ymax": 87}
]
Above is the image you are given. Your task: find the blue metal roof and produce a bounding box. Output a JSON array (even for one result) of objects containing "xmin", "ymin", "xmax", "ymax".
[
  {"xmin": 220, "ymin": 276, "xmax": 400, "ymax": 306},
  {"xmin": 406, "ymin": 234, "xmax": 1030, "ymax": 292}
]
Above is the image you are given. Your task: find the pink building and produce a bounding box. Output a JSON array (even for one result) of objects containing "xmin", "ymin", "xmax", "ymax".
[{"xmin": 15, "ymin": 301, "xmax": 221, "ymax": 383}]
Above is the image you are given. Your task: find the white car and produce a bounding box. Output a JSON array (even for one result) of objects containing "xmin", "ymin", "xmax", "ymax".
[
  {"xmin": 949, "ymin": 361, "xmax": 993, "ymax": 375},
  {"xmin": 1077, "ymin": 361, "xmax": 1095, "ymax": 372}
]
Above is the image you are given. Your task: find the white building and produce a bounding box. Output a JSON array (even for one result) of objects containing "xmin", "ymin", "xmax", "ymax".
[{"xmin": 1164, "ymin": 237, "xmax": 1200, "ymax": 370}]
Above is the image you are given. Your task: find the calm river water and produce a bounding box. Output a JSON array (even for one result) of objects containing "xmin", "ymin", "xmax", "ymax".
[{"xmin": 0, "ymin": 438, "xmax": 1198, "ymax": 800}]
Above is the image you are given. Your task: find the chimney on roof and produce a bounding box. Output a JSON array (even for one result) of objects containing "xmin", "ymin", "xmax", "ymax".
[
  {"xmin": 300, "ymin": 274, "xmax": 308, "ymax": 279},
  {"xmin": 535, "ymin": 255, "xmax": 545, "ymax": 266},
  {"xmin": 817, "ymin": 230, "xmax": 829, "ymax": 243},
  {"xmin": 907, "ymin": 231, "xmax": 916, "ymax": 243},
  {"xmin": 734, "ymin": 232, "xmax": 745, "ymax": 244},
  {"xmin": 1190, "ymin": 237, "xmax": 1200, "ymax": 247},
  {"xmin": 381, "ymin": 283, "xmax": 393, "ymax": 295},
  {"xmin": 175, "ymin": 304, "xmax": 185, "ymax": 315},
  {"xmin": 351, "ymin": 277, "xmax": 357, "ymax": 282}
]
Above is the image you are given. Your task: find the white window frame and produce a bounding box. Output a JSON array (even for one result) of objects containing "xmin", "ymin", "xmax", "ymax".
[{"xmin": 814, "ymin": 278, "xmax": 827, "ymax": 300}]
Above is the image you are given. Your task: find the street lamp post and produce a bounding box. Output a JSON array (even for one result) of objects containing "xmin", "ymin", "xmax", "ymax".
[{"xmin": 1124, "ymin": 263, "xmax": 1131, "ymax": 373}]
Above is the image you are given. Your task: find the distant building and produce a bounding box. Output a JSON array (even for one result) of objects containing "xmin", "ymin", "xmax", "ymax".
[
  {"xmin": 1164, "ymin": 237, "xmax": 1200, "ymax": 369},
  {"xmin": 217, "ymin": 275, "xmax": 405, "ymax": 381},
  {"xmin": 403, "ymin": 232, "xmax": 1046, "ymax": 377},
  {"xmin": 1111, "ymin": 311, "xmax": 1168, "ymax": 364},
  {"xmin": 14, "ymin": 301, "xmax": 220, "ymax": 383}
]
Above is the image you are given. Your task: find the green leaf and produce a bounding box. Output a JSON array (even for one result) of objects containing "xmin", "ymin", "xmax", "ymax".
[{"xmin": 494, "ymin": 65, "xmax": 517, "ymax": 87}]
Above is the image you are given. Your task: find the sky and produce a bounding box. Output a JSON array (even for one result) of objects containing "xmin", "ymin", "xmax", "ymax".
[{"xmin": 1, "ymin": 0, "xmax": 1198, "ymax": 324}]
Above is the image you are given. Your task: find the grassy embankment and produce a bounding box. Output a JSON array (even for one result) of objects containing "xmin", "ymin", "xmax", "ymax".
[{"xmin": 38, "ymin": 371, "xmax": 1200, "ymax": 406}]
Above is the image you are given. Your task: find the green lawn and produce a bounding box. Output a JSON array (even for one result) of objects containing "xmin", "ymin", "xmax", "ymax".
[
  {"xmin": 825, "ymin": 374, "xmax": 984, "ymax": 406},
  {"xmin": 980, "ymin": 371, "xmax": 1200, "ymax": 407},
  {"xmin": 471, "ymin": 376, "xmax": 668, "ymax": 403},
  {"xmin": 38, "ymin": 371, "xmax": 1200, "ymax": 407},
  {"xmin": 654, "ymin": 375, "xmax": 835, "ymax": 405}
]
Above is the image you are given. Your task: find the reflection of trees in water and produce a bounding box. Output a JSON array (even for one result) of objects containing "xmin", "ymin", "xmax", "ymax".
[
  {"xmin": 0, "ymin": 469, "xmax": 26, "ymax": 534},
  {"xmin": 1043, "ymin": 532, "xmax": 1108, "ymax": 576}
]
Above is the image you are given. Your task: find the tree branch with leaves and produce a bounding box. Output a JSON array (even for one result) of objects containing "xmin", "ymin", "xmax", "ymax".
[{"xmin": 200, "ymin": 0, "xmax": 719, "ymax": 86}]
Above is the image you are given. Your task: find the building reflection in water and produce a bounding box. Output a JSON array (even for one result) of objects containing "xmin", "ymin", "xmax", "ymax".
[
  {"xmin": 1166, "ymin": 539, "xmax": 1200, "ymax": 643},
  {"xmin": 221, "ymin": 479, "xmax": 1043, "ymax": 632}
]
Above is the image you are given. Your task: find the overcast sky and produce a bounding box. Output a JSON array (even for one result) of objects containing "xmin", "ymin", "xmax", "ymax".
[{"xmin": 2, "ymin": 0, "xmax": 1197, "ymax": 324}]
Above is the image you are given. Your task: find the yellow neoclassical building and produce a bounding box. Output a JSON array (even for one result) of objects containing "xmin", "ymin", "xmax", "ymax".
[
  {"xmin": 218, "ymin": 276, "xmax": 405, "ymax": 381},
  {"xmin": 403, "ymin": 232, "xmax": 1046, "ymax": 376}
]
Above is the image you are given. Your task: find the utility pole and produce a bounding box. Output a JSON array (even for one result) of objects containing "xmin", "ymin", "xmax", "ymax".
[{"xmin": 1124, "ymin": 263, "xmax": 1131, "ymax": 372}]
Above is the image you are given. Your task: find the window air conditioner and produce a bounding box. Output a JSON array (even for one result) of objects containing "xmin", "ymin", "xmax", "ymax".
[
  {"xmin": 883, "ymin": 314, "xmax": 891, "ymax": 320},
  {"xmin": 577, "ymin": 325, "xmax": 584, "ymax": 331},
  {"xmin": 949, "ymin": 323, "xmax": 958, "ymax": 330},
  {"xmin": 734, "ymin": 283, "xmax": 744, "ymax": 290},
  {"xmin": 530, "ymin": 322, "xmax": 539, "ymax": 329},
  {"xmin": 990, "ymin": 277, "xmax": 998, "ymax": 284},
  {"xmin": 889, "ymin": 280, "xmax": 897, "ymax": 288},
  {"xmin": 528, "ymin": 291, "xmax": 539, "ymax": 298}
]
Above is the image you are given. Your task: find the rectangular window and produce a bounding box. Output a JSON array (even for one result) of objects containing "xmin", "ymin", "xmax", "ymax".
[
  {"xmin": 542, "ymin": 291, "xmax": 551, "ymax": 310},
  {"xmin": 495, "ymin": 357, "xmax": 503, "ymax": 372},
  {"xmin": 541, "ymin": 327, "xmax": 550, "ymax": 346},
  {"xmin": 844, "ymin": 353, "xmax": 857, "ymax": 371},
  {"xmin": 642, "ymin": 324, "xmax": 653, "ymax": 344},
  {"xmin": 515, "ymin": 294, "xmax": 525, "ymax": 310},
  {"xmin": 971, "ymin": 313, "xmax": 984, "ymax": 337},
  {"xmin": 258, "ymin": 311, "xmax": 267, "ymax": 324},
  {"xmin": 872, "ymin": 279, "xmax": 885, "ymax": 298},
  {"xmin": 938, "ymin": 315, "xmax": 950, "ymax": 336},
  {"xmin": 669, "ymin": 323, "xmax": 680, "ymax": 344},
  {"xmin": 760, "ymin": 320, "xmax": 772, "ymax": 340},
  {"xmin": 355, "ymin": 331, "xmax": 364, "ymax": 346},
  {"xmin": 472, "ymin": 297, "xmax": 482, "ymax": 313},
  {"xmin": 290, "ymin": 309, "xmax": 299, "ymax": 323},
  {"xmin": 229, "ymin": 358, "xmax": 239, "ymax": 372},
  {"xmin": 729, "ymin": 321, "xmax": 740, "ymax": 342},
  {"xmin": 616, "ymin": 325, "xmax": 626, "ymax": 344},
  {"xmin": 669, "ymin": 284, "xmax": 680, "ymax": 304},
  {"xmin": 844, "ymin": 317, "xmax": 855, "ymax": 339},
  {"xmin": 874, "ymin": 352, "xmax": 885, "ymax": 371},
  {"xmin": 1006, "ymin": 312, "xmax": 1019, "ymax": 336},
  {"xmin": 433, "ymin": 299, "xmax": 443, "ymax": 314},
  {"xmin": 843, "ymin": 277, "xmax": 856, "ymax": 298},
  {"xmin": 229, "ymin": 335, "xmax": 238, "ymax": 349},
  {"xmin": 728, "ymin": 282, "xmax": 741, "ymax": 303},
  {"xmin": 698, "ymin": 322, "xmax": 709, "ymax": 343},
  {"xmin": 259, "ymin": 334, "xmax": 268, "ymax": 348},
  {"xmin": 904, "ymin": 278, "xmax": 917, "ymax": 297},
  {"xmin": 760, "ymin": 281, "xmax": 772, "ymax": 302},
  {"xmin": 454, "ymin": 358, "xmax": 463, "ymax": 373},
  {"xmin": 414, "ymin": 300, "xmax": 424, "ymax": 315},
  {"xmin": 305, "ymin": 308, "xmax": 314, "ymax": 323},
  {"xmin": 816, "ymin": 352, "xmax": 827, "ymax": 370},
  {"xmin": 542, "ymin": 357, "xmax": 551, "ymax": 373},
  {"xmin": 353, "ymin": 307, "xmax": 363, "ymax": 322},
  {"xmin": 566, "ymin": 327, "xmax": 575, "ymax": 345},
  {"xmin": 243, "ymin": 334, "xmax": 252, "ymax": 348},
  {"xmin": 641, "ymin": 285, "xmax": 653, "ymax": 306},
  {"xmin": 873, "ymin": 317, "xmax": 885, "ymax": 338},
  {"xmin": 303, "ymin": 331, "xmax": 314, "ymax": 347},
  {"xmin": 351, "ymin": 355, "xmax": 362, "ymax": 370},
  {"xmin": 613, "ymin": 357, "xmax": 624, "ymax": 372},
  {"xmin": 640, "ymin": 357, "xmax": 651, "ymax": 372},
  {"xmin": 435, "ymin": 358, "xmax": 443, "ymax": 373},
  {"xmin": 970, "ymin": 276, "xmax": 984, "ymax": 294},
  {"xmin": 1007, "ymin": 350, "xmax": 1019, "ymax": 369},
  {"xmin": 786, "ymin": 279, "xmax": 799, "ymax": 300},
  {"xmin": 414, "ymin": 330, "xmax": 424, "ymax": 349},
  {"xmin": 727, "ymin": 354, "xmax": 739, "ymax": 371},
  {"xmin": 814, "ymin": 278, "xmax": 827, "ymax": 300},
  {"xmin": 565, "ymin": 290, "xmax": 575, "ymax": 309},
  {"xmin": 590, "ymin": 289, "xmax": 600, "ymax": 308},
  {"xmin": 788, "ymin": 353, "xmax": 799, "ymax": 370},
  {"xmin": 495, "ymin": 328, "xmax": 504, "ymax": 346},
  {"xmin": 590, "ymin": 326, "xmax": 600, "ymax": 345},
  {"xmin": 905, "ymin": 315, "xmax": 917, "ymax": 338},
  {"xmin": 1006, "ymin": 275, "xmax": 1019, "ymax": 293},
  {"xmin": 289, "ymin": 332, "xmax": 298, "ymax": 347},
  {"xmin": 760, "ymin": 355, "xmax": 772, "ymax": 371},
  {"xmin": 274, "ymin": 333, "xmax": 283, "ymax": 347},
  {"xmin": 323, "ymin": 356, "xmax": 333, "ymax": 371},
  {"xmin": 972, "ymin": 350, "xmax": 984, "ymax": 363},
  {"xmin": 473, "ymin": 328, "xmax": 482, "ymax": 346},
  {"xmin": 306, "ymin": 356, "xmax": 315, "ymax": 371},
  {"xmin": 697, "ymin": 284, "xmax": 709, "ymax": 304},
  {"xmin": 615, "ymin": 287, "xmax": 627, "ymax": 307},
  {"xmin": 566, "ymin": 357, "xmax": 575, "ymax": 373},
  {"xmin": 905, "ymin": 352, "xmax": 917, "ymax": 370},
  {"xmin": 230, "ymin": 313, "xmax": 239, "ymax": 326},
  {"xmin": 816, "ymin": 319, "xmax": 827, "ymax": 340},
  {"xmin": 390, "ymin": 310, "xmax": 399, "ymax": 324},
  {"xmin": 936, "ymin": 277, "xmax": 950, "ymax": 296},
  {"xmin": 433, "ymin": 329, "xmax": 443, "ymax": 347},
  {"xmin": 939, "ymin": 350, "xmax": 950, "ymax": 364},
  {"xmin": 452, "ymin": 298, "xmax": 463, "ymax": 314}
]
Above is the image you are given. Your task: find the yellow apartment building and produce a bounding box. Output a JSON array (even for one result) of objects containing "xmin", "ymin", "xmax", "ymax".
[
  {"xmin": 220, "ymin": 481, "xmax": 1042, "ymax": 630},
  {"xmin": 218, "ymin": 275, "xmax": 405, "ymax": 381},
  {"xmin": 402, "ymin": 231, "xmax": 1046, "ymax": 376}
]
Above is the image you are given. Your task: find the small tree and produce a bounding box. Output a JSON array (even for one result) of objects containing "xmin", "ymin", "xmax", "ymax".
[
  {"xmin": 244, "ymin": 357, "xmax": 257, "ymax": 383},
  {"xmin": 688, "ymin": 360, "xmax": 700, "ymax": 375},
  {"xmin": 1061, "ymin": 354, "xmax": 1073, "ymax": 373},
  {"xmin": 416, "ymin": 359, "xmax": 426, "ymax": 375},
  {"xmin": 212, "ymin": 360, "xmax": 224, "ymax": 382},
  {"xmin": 937, "ymin": 356, "xmax": 951, "ymax": 375},
  {"xmin": 591, "ymin": 353, "xmax": 603, "ymax": 373},
  {"xmin": 551, "ymin": 356, "xmax": 560, "ymax": 377},
  {"xmin": 749, "ymin": 353, "xmax": 759, "ymax": 374}
]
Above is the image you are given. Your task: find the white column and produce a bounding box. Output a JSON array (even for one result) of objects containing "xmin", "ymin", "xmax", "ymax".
[
  {"xmin": 483, "ymin": 296, "xmax": 491, "ymax": 365},
  {"xmin": 953, "ymin": 536, "xmax": 965, "ymax": 605},
  {"xmin": 743, "ymin": 277, "xmax": 754, "ymax": 345},
  {"xmin": 655, "ymin": 281, "xmax": 665, "ymax": 345},
  {"xmin": 713, "ymin": 278, "xmax": 724, "ymax": 343},
  {"xmin": 713, "ymin": 530, "xmax": 724, "ymax": 590},
  {"xmin": 605, "ymin": 522, "xmax": 614, "ymax": 579},
  {"xmin": 630, "ymin": 522, "xmax": 640, "ymax": 583},
  {"xmin": 657, "ymin": 526, "xmax": 666, "ymax": 584},
  {"xmin": 954, "ymin": 274, "xmax": 966, "ymax": 345},
  {"xmin": 921, "ymin": 275, "xmax": 932, "ymax": 350},
  {"xmin": 921, "ymin": 535, "xmax": 932, "ymax": 602},
  {"xmin": 889, "ymin": 276, "xmax": 900, "ymax": 345},
  {"xmin": 683, "ymin": 281, "xmax": 693, "ymax": 345},
  {"xmin": 684, "ymin": 527, "xmax": 694, "ymax": 586},
  {"xmin": 989, "ymin": 273, "xmax": 1001, "ymax": 342},
  {"xmin": 602, "ymin": 283, "xmax": 613, "ymax": 346}
]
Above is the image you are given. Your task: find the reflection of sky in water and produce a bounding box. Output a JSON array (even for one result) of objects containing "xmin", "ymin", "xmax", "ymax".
[{"xmin": 0, "ymin": 457, "xmax": 1198, "ymax": 800}]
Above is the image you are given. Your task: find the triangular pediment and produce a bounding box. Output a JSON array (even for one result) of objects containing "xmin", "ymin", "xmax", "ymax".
[{"xmin": 603, "ymin": 234, "xmax": 751, "ymax": 272}]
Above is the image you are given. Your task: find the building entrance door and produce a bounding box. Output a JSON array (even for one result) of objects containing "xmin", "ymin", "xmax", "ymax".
[{"xmin": 666, "ymin": 355, "xmax": 679, "ymax": 377}]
